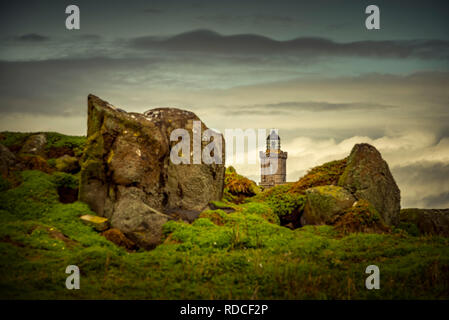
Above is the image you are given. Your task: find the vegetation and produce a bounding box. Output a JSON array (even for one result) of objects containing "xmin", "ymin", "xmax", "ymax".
[
  {"xmin": 0, "ymin": 133, "xmax": 448, "ymax": 299},
  {"xmin": 223, "ymin": 166, "xmax": 260, "ymax": 203},
  {"xmin": 0, "ymin": 131, "xmax": 86, "ymax": 157},
  {"xmin": 0, "ymin": 169, "xmax": 448, "ymax": 299},
  {"xmin": 255, "ymin": 184, "xmax": 306, "ymax": 218},
  {"xmin": 331, "ymin": 200, "xmax": 391, "ymax": 234},
  {"xmin": 290, "ymin": 158, "xmax": 347, "ymax": 194}
]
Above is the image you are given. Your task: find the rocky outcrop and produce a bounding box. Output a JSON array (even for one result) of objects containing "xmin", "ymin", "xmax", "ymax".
[
  {"xmin": 300, "ymin": 185, "xmax": 355, "ymax": 225},
  {"xmin": 79, "ymin": 95, "xmax": 225, "ymax": 249},
  {"xmin": 399, "ymin": 209, "xmax": 449, "ymax": 237},
  {"xmin": 338, "ymin": 143, "xmax": 400, "ymax": 225},
  {"xmin": 19, "ymin": 133, "xmax": 47, "ymax": 156}
]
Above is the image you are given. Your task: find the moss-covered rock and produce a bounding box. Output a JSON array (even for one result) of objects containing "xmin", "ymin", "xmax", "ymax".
[
  {"xmin": 55, "ymin": 155, "xmax": 79, "ymax": 173},
  {"xmin": 19, "ymin": 133, "xmax": 47, "ymax": 156},
  {"xmin": 398, "ymin": 208, "xmax": 449, "ymax": 237},
  {"xmin": 331, "ymin": 199, "xmax": 390, "ymax": 234},
  {"xmin": 78, "ymin": 95, "xmax": 227, "ymax": 249},
  {"xmin": 338, "ymin": 143, "xmax": 400, "ymax": 225},
  {"xmin": 301, "ymin": 185, "xmax": 355, "ymax": 225}
]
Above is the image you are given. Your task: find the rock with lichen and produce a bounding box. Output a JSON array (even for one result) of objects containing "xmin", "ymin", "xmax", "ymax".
[
  {"xmin": 55, "ymin": 155, "xmax": 79, "ymax": 173},
  {"xmin": 338, "ymin": 143, "xmax": 401, "ymax": 225},
  {"xmin": 331, "ymin": 199, "xmax": 390, "ymax": 234},
  {"xmin": 19, "ymin": 133, "xmax": 47, "ymax": 156},
  {"xmin": 300, "ymin": 185, "xmax": 355, "ymax": 225},
  {"xmin": 398, "ymin": 208, "xmax": 449, "ymax": 237},
  {"xmin": 79, "ymin": 94, "xmax": 225, "ymax": 249}
]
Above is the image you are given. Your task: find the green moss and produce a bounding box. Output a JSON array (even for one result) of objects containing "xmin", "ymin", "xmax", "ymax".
[
  {"xmin": 290, "ymin": 158, "xmax": 347, "ymax": 194},
  {"xmin": 0, "ymin": 131, "xmax": 86, "ymax": 157},
  {"xmin": 0, "ymin": 170, "xmax": 59, "ymax": 219},
  {"xmin": 397, "ymin": 222, "xmax": 420, "ymax": 237},
  {"xmin": 0, "ymin": 175, "xmax": 11, "ymax": 192},
  {"xmin": 52, "ymin": 172, "xmax": 79, "ymax": 189},
  {"xmin": 255, "ymin": 184, "xmax": 306, "ymax": 218},
  {"xmin": 44, "ymin": 132, "xmax": 86, "ymax": 156},
  {"xmin": 0, "ymin": 132, "xmax": 33, "ymax": 149},
  {"xmin": 47, "ymin": 158, "xmax": 57, "ymax": 168},
  {"xmin": 1, "ymin": 142, "xmax": 449, "ymax": 299},
  {"xmin": 199, "ymin": 209, "xmax": 228, "ymax": 226}
]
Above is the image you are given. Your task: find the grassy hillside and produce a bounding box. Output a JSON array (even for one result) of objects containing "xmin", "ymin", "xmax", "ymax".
[{"xmin": 0, "ymin": 132, "xmax": 448, "ymax": 299}]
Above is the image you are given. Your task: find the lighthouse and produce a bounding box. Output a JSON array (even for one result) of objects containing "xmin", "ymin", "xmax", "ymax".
[{"xmin": 259, "ymin": 130, "xmax": 287, "ymax": 188}]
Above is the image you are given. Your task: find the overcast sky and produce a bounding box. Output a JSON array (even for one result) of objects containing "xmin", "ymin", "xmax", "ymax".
[{"xmin": 0, "ymin": 0, "xmax": 448, "ymax": 208}]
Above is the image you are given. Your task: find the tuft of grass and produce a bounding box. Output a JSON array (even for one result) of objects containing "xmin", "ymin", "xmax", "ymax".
[{"xmin": 223, "ymin": 166, "xmax": 260, "ymax": 203}]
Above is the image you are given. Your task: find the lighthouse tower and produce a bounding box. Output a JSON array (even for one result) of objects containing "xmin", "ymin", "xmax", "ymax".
[{"xmin": 259, "ymin": 130, "xmax": 287, "ymax": 188}]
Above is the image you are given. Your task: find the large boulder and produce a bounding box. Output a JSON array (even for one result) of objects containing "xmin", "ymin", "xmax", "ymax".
[
  {"xmin": 300, "ymin": 185, "xmax": 355, "ymax": 225},
  {"xmin": 79, "ymin": 95, "xmax": 225, "ymax": 249},
  {"xmin": 398, "ymin": 209, "xmax": 449, "ymax": 237},
  {"xmin": 338, "ymin": 143, "xmax": 400, "ymax": 225},
  {"xmin": 19, "ymin": 133, "xmax": 47, "ymax": 156}
]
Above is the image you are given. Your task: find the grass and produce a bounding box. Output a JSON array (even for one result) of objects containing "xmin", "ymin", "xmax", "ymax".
[
  {"xmin": 290, "ymin": 158, "xmax": 347, "ymax": 194},
  {"xmin": 0, "ymin": 131, "xmax": 86, "ymax": 157},
  {"xmin": 1, "ymin": 169, "xmax": 448, "ymax": 299},
  {"xmin": 223, "ymin": 166, "xmax": 260, "ymax": 203}
]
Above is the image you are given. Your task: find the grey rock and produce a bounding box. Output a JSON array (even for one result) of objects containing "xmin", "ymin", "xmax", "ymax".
[
  {"xmin": 20, "ymin": 133, "xmax": 47, "ymax": 156},
  {"xmin": 399, "ymin": 208, "xmax": 449, "ymax": 237},
  {"xmin": 79, "ymin": 94, "xmax": 225, "ymax": 249},
  {"xmin": 338, "ymin": 143, "xmax": 401, "ymax": 225},
  {"xmin": 300, "ymin": 185, "xmax": 355, "ymax": 225}
]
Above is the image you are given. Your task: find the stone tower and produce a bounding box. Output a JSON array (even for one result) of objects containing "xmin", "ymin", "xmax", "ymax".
[{"xmin": 259, "ymin": 130, "xmax": 287, "ymax": 188}]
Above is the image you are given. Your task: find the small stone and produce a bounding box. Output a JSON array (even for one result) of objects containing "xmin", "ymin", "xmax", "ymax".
[{"xmin": 80, "ymin": 214, "xmax": 109, "ymax": 231}]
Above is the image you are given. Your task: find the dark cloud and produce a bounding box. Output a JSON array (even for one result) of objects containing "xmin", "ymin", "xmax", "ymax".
[
  {"xmin": 0, "ymin": 57, "xmax": 158, "ymax": 116},
  {"xmin": 130, "ymin": 30, "xmax": 449, "ymax": 60},
  {"xmin": 422, "ymin": 192, "xmax": 449, "ymax": 208},
  {"xmin": 229, "ymin": 101, "xmax": 396, "ymax": 115},
  {"xmin": 75, "ymin": 34, "xmax": 102, "ymax": 41},
  {"xmin": 196, "ymin": 14, "xmax": 299, "ymax": 27},
  {"xmin": 143, "ymin": 8, "xmax": 164, "ymax": 14},
  {"xmin": 392, "ymin": 161, "xmax": 449, "ymax": 208},
  {"xmin": 15, "ymin": 33, "xmax": 49, "ymax": 42}
]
